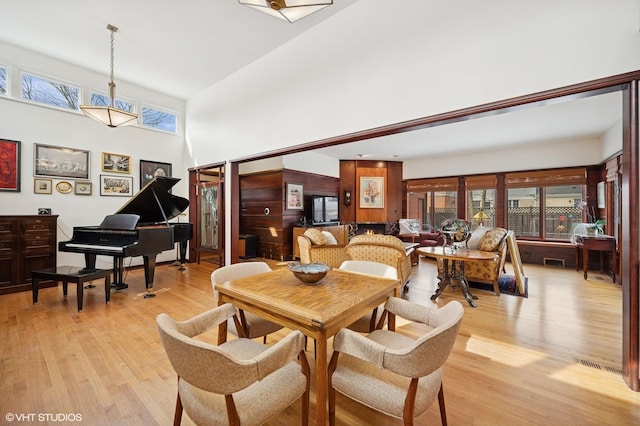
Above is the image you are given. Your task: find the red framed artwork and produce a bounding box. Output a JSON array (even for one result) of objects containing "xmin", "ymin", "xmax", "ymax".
[{"xmin": 0, "ymin": 139, "xmax": 21, "ymax": 192}]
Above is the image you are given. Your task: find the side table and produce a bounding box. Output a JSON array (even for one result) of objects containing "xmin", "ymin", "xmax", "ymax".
[{"xmin": 32, "ymin": 266, "xmax": 112, "ymax": 311}]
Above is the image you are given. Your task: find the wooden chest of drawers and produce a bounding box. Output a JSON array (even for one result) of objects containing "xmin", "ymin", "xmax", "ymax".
[{"xmin": 0, "ymin": 215, "xmax": 58, "ymax": 294}]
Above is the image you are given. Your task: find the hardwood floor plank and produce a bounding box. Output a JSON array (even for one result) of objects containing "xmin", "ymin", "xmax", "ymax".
[{"xmin": 1, "ymin": 258, "xmax": 639, "ymax": 425}]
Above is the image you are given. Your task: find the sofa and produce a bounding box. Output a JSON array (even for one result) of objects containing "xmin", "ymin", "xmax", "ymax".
[
  {"xmin": 436, "ymin": 226, "xmax": 509, "ymax": 294},
  {"xmin": 297, "ymin": 226, "xmax": 349, "ymax": 268},
  {"xmin": 399, "ymin": 225, "xmax": 444, "ymax": 248}
]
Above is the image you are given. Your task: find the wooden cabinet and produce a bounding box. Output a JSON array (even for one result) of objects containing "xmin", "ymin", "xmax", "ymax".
[{"xmin": 0, "ymin": 215, "xmax": 58, "ymax": 295}]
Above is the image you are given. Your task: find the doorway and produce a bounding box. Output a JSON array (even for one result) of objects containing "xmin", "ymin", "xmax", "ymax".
[{"xmin": 188, "ymin": 164, "xmax": 225, "ymax": 266}]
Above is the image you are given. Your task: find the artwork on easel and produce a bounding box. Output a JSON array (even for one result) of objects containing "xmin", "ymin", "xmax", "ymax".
[{"xmin": 506, "ymin": 231, "xmax": 526, "ymax": 294}]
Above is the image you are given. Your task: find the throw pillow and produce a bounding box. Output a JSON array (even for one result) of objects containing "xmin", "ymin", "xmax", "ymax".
[
  {"xmin": 304, "ymin": 228, "xmax": 326, "ymax": 245},
  {"xmin": 477, "ymin": 227, "xmax": 508, "ymax": 252},
  {"xmin": 322, "ymin": 231, "xmax": 338, "ymax": 245},
  {"xmin": 467, "ymin": 226, "xmax": 488, "ymax": 250}
]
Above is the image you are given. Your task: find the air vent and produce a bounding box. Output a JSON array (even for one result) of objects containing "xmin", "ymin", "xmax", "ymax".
[{"xmin": 574, "ymin": 357, "xmax": 622, "ymax": 376}]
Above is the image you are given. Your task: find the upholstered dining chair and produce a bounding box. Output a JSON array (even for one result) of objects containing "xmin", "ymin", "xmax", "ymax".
[
  {"xmin": 211, "ymin": 262, "xmax": 283, "ymax": 343},
  {"xmin": 338, "ymin": 260, "xmax": 398, "ymax": 333},
  {"xmin": 157, "ymin": 303, "xmax": 310, "ymax": 426},
  {"xmin": 328, "ymin": 298, "xmax": 464, "ymax": 426}
]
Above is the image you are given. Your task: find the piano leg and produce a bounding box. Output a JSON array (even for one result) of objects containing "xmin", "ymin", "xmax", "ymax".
[
  {"xmin": 143, "ymin": 255, "xmax": 157, "ymax": 289},
  {"xmin": 112, "ymin": 256, "xmax": 128, "ymax": 290},
  {"xmin": 85, "ymin": 253, "xmax": 97, "ymax": 269},
  {"xmin": 178, "ymin": 240, "xmax": 188, "ymax": 271}
]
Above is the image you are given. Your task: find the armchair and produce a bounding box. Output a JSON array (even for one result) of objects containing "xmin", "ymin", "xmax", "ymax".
[
  {"xmin": 156, "ymin": 303, "xmax": 310, "ymax": 426},
  {"xmin": 328, "ymin": 298, "xmax": 464, "ymax": 425},
  {"xmin": 345, "ymin": 234, "xmax": 412, "ymax": 287},
  {"xmin": 297, "ymin": 227, "xmax": 347, "ymax": 268}
]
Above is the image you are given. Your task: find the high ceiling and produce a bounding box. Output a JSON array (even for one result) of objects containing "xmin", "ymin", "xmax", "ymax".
[
  {"xmin": 0, "ymin": 1, "xmax": 623, "ymax": 161},
  {"xmin": 0, "ymin": 0, "xmax": 356, "ymax": 100}
]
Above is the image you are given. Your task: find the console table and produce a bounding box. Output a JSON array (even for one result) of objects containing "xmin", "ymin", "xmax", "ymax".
[{"xmin": 575, "ymin": 235, "xmax": 617, "ymax": 282}]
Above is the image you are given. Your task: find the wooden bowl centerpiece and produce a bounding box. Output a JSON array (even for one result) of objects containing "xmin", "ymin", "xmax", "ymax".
[{"xmin": 288, "ymin": 262, "xmax": 331, "ymax": 284}]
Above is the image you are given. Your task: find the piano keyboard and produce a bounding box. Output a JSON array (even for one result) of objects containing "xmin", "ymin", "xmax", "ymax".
[{"xmin": 64, "ymin": 243, "xmax": 125, "ymax": 252}]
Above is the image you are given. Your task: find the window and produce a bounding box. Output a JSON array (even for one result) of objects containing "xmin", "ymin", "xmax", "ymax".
[
  {"xmin": 467, "ymin": 189, "xmax": 495, "ymax": 229},
  {"xmin": 90, "ymin": 92, "xmax": 135, "ymax": 112},
  {"xmin": 141, "ymin": 106, "xmax": 177, "ymax": 133},
  {"xmin": 21, "ymin": 72, "xmax": 79, "ymax": 110},
  {"xmin": 507, "ymin": 185, "xmax": 584, "ymax": 240},
  {"xmin": 407, "ymin": 177, "xmax": 459, "ymax": 230},
  {"xmin": 508, "ymin": 187, "xmax": 540, "ymax": 237},
  {"xmin": 430, "ymin": 191, "xmax": 457, "ymax": 229},
  {"xmin": 0, "ymin": 66, "xmax": 7, "ymax": 95},
  {"xmin": 544, "ymin": 185, "xmax": 583, "ymax": 240},
  {"xmin": 505, "ymin": 168, "xmax": 587, "ymax": 240}
]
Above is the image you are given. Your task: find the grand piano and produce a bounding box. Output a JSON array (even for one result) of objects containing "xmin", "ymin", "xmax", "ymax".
[{"xmin": 59, "ymin": 176, "xmax": 193, "ymax": 290}]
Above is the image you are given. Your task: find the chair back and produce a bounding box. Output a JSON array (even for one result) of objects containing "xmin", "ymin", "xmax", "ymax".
[
  {"xmin": 157, "ymin": 304, "xmax": 264, "ymax": 394},
  {"xmin": 211, "ymin": 261, "xmax": 271, "ymax": 300},
  {"xmin": 339, "ymin": 260, "xmax": 397, "ymax": 279},
  {"xmin": 383, "ymin": 299, "xmax": 464, "ymax": 378}
]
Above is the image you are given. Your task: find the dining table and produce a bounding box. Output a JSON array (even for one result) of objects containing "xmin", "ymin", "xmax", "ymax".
[
  {"xmin": 417, "ymin": 246, "xmax": 498, "ymax": 307},
  {"xmin": 215, "ymin": 266, "xmax": 401, "ymax": 425}
]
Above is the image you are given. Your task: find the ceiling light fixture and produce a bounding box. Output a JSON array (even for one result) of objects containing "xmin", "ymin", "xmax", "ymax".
[
  {"xmin": 80, "ymin": 24, "xmax": 138, "ymax": 128},
  {"xmin": 239, "ymin": 0, "xmax": 333, "ymax": 23}
]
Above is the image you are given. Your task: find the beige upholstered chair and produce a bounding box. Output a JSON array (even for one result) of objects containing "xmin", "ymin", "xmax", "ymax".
[
  {"xmin": 328, "ymin": 298, "xmax": 464, "ymax": 426},
  {"xmin": 157, "ymin": 304, "xmax": 310, "ymax": 426},
  {"xmin": 338, "ymin": 260, "xmax": 398, "ymax": 332},
  {"xmin": 298, "ymin": 227, "xmax": 348, "ymax": 268},
  {"xmin": 211, "ymin": 262, "xmax": 283, "ymax": 343},
  {"xmin": 345, "ymin": 234, "xmax": 412, "ymax": 288}
]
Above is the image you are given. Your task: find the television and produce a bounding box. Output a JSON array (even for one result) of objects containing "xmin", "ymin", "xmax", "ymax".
[{"xmin": 311, "ymin": 195, "xmax": 339, "ymax": 225}]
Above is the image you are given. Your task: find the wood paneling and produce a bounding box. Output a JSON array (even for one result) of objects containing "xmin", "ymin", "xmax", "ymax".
[{"xmin": 240, "ymin": 169, "xmax": 339, "ymax": 261}]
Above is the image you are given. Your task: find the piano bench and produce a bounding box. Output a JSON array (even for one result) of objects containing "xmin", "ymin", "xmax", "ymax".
[{"xmin": 32, "ymin": 266, "xmax": 112, "ymax": 312}]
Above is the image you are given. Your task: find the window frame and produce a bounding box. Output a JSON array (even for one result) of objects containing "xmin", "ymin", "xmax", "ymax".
[
  {"xmin": 140, "ymin": 104, "xmax": 179, "ymax": 134},
  {"xmin": 20, "ymin": 70, "xmax": 81, "ymax": 111}
]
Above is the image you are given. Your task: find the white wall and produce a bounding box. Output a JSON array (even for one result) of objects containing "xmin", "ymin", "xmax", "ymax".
[
  {"xmin": 185, "ymin": 0, "xmax": 640, "ymax": 165},
  {"xmin": 0, "ymin": 41, "xmax": 186, "ymax": 268}
]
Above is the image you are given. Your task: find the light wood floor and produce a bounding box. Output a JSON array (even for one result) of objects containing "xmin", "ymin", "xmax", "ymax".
[{"xmin": 1, "ymin": 257, "xmax": 639, "ymax": 425}]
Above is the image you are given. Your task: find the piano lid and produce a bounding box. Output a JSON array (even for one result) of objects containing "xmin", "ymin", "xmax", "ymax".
[{"xmin": 115, "ymin": 176, "xmax": 189, "ymax": 225}]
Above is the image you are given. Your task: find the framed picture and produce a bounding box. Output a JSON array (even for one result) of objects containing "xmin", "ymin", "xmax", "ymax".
[
  {"xmin": 56, "ymin": 181, "xmax": 73, "ymax": 194},
  {"xmin": 100, "ymin": 175, "xmax": 133, "ymax": 196},
  {"xmin": 140, "ymin": 160, "xmax": 172, "ymax": 189},
  {"xmin": 75, "ymin": 181, "xmax": 92, "ymax": 195},
  {"xmin": 33, "ymin": 178, "xmax": 52, "ymax": 194},
  {"xmin": 286, "ymin": 183, "xmax": 304, "ymax": 210},
  {"xmin": 101, "ymin": 152, "xmax": 130, "ymax": 174},
  {"xmin": 34, "ymin": 143, "xmax": 89, "ymax": 180},
  {"xmin": 0, "ymin": 139, "xmax": 21, "ymax": 192},
  {"xmin": 359, "ymin": 176, "xmax": 384, "ymax": 208}
]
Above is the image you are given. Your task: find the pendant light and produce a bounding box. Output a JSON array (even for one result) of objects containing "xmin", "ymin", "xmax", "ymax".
[{"xmin": 80, "ymin": 24, "xmax": 138, "ymax": 128}]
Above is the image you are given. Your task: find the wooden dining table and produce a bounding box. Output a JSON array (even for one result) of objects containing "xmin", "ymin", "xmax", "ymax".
[{"xmin": 215, "ymin": 266, "xmax": 401, "ymax": 425}]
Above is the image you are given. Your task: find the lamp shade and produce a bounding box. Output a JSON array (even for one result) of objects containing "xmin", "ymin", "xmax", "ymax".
[
  {"xmin": 80, "ymin": 105, "xmax": 138, "ymax": 128},
  {"xmin": 239, "ymin": 0, "xmax": 333, "ymax": 22}
]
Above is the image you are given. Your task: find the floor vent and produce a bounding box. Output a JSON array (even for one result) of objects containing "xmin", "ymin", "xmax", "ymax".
[
  {"xmin": 574, "ymin": 357, "xmax": 622, "ymax": 376},
  {"xmin": 543, "ymin": 257, "xmax": 565, "ymax": 267}
]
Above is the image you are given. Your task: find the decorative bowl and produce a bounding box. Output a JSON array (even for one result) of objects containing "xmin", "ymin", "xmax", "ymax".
[{"xmin": 288, "ymin": 262, "xmax": 331, "ymax": 284}]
